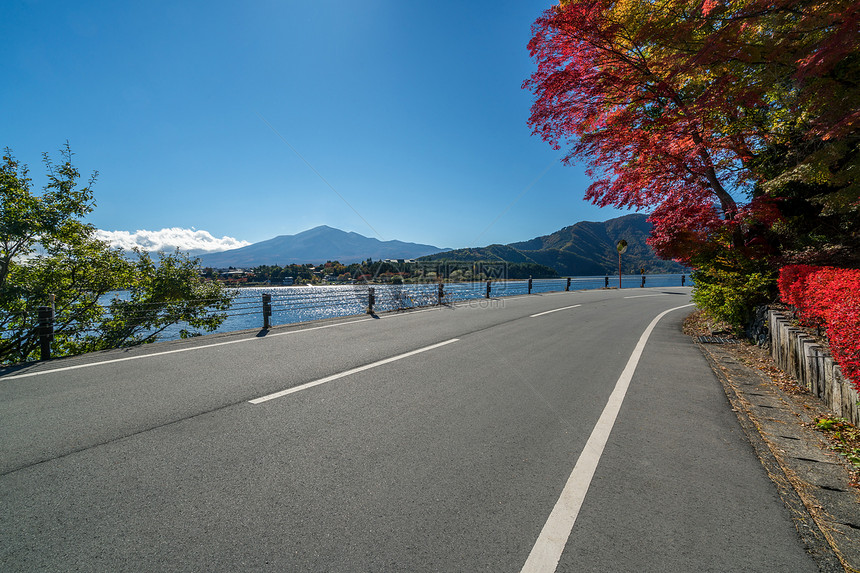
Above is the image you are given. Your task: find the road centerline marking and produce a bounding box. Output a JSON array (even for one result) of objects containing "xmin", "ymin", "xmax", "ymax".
[
  {"xmin": 248, "ymin": 338, "xmax": 460, "ymax": 404},
  {"xmin": 520, "ymin": 303, "xmax": 694, "ymax": 573},
  {"xmin": 530, "ymin": 305, "xmax": 581, "ymax": 318},
  {"xmin": 623, "ymin": 294, "xmax": 668, "ymax": 299}
]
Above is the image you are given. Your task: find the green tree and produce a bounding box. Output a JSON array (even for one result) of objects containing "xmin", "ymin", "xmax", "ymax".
[{"xmin": 0, "ymin": 145, "xmax": 232, "ymax": 365}]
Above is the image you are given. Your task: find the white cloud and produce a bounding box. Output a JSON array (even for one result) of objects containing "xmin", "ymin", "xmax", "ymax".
[{"xmin": 96, "ymin": 228, "xmax": 251, "ymax": 255}]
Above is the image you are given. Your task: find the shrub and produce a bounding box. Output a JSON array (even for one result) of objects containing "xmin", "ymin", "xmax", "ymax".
[
  {"xmin": 779, "ymin": 265, "xmax": 860, "ymax": 391},
  {"xmin": 691, "ymin": 267, "xmax": 776, "ymax": 329},
  {"xmin": 776, "ymin": 264, "xmax": 818, "ymax": 311}
]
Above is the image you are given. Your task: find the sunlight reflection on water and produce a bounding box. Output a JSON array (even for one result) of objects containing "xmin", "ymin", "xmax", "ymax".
[{"xmin": 139, "ymin": 274, "xmax": 688, "ymax": 340}]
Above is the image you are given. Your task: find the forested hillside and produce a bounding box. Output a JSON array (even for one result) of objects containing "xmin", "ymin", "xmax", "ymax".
[{"xmin": 419, "ymin": 214, "xmax": 686, "ymax": 275}]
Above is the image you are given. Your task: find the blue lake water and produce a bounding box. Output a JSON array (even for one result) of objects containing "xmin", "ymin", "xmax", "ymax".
[{"xmin": 138, "ymin": 273, "xmax": 689, "ymax": 341}]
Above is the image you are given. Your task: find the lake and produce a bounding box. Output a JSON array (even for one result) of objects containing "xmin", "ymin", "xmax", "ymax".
[{"xmin": 144, "ymin": 273, "xmax": 690, "ymax": 340}]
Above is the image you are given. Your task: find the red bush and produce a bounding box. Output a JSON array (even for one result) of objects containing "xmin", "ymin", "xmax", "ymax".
[
  {"xmin": 777, "ymin": 264, "xmax": 818, "ymax": 312},
  {"xmin": 779, "ymin": 265, "xmax": 860, "ymax": 391}
]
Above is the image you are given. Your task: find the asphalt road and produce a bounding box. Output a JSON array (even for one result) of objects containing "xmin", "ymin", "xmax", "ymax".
[{"xmin": 1, "ymin": 288, "xmax": 819, "ymax": 571}]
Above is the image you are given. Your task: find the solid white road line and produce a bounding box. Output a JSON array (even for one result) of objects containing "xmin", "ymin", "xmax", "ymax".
[
  {"xmin": 0, "ymin": 317, "xmax": 374, "ymax": 381},
  {"xmin": 520, "ymin": 303, "xmax": 694, "ymax": 573},
  {"xmin": 530, "ymin": 305, "xmax": 581, "ymax": 318},
  {"xmin": 248, "ymin": 338, "xmax": 460, "ymax": 404}
]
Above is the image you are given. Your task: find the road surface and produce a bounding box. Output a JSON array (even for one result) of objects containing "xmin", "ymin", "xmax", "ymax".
[{"xmin": 1, "ymin": 288, "xmax": 818, "ymax": 571}]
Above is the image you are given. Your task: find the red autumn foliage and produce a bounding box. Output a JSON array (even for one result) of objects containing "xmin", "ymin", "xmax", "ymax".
[
  {"xmin": 777, "ymin": 265, "xmax": 819, "ymax": 310},
  {"xmin": 524, "ymin": 0, "xmax": 762, "ymax": 228},
  {"xmin": 779, "ymin": 265, "xmax": 860, "ymax": 390},
  {"xmin": 647, "ymin": 196, "xmax": 723, "ymax": 264},
  {"xmin": 524, "ymin": 0, "xmax": 859, "ymax": 265},
  {"xmin": 649, "ymin": 196, "xmax": 783, "ymax": 265}
]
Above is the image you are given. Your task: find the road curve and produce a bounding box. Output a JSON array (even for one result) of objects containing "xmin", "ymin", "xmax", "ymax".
[{"xmin": 1, "ymin": 288, "xmax": 818, "ymax": 572}]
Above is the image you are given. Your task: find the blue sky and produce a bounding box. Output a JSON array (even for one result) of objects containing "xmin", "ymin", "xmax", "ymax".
[{"xmin": 3, "ymin": 0, "xmax": 633, "ymax": 252}]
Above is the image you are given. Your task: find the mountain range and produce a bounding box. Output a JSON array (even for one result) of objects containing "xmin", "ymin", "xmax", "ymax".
[
  {"xmin": 196, "ymin": 215, "xmax": 685, "ymax": 274},
  {"xmin": 418, "ymin": 214, "xmax": 685, "ymax": 275},
  {"xmin": 196, "ymin": 225, "xmax": 446, "ymax": 267}
]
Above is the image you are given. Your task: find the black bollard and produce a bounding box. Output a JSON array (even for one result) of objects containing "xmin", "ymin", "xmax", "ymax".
[
  {"xmin": 605, "ymin": 276, "xmax": 609, "ymax": 288},
  {"xmin": 566, "ymin": 277, "xmax": 571, "ymax": 291},
  {"xmin": 528, "ymin": 277, "xmax": 533, "ymax": 294},
  {"xmin": 486, "ymin": 280, "xmax": 491, "ymax": 298},
  {"xmin": 262, "ymin": 293, "xmax": 272, "ymax": 329},
  {"xmin": 38, "ymin": 306, "xmax": 54, "ymax": 361}
]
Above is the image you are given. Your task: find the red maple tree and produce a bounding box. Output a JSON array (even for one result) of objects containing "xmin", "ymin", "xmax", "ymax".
[{"xmin": 523, "ymin": 0, "xmax": 859, "ymax": 265}]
